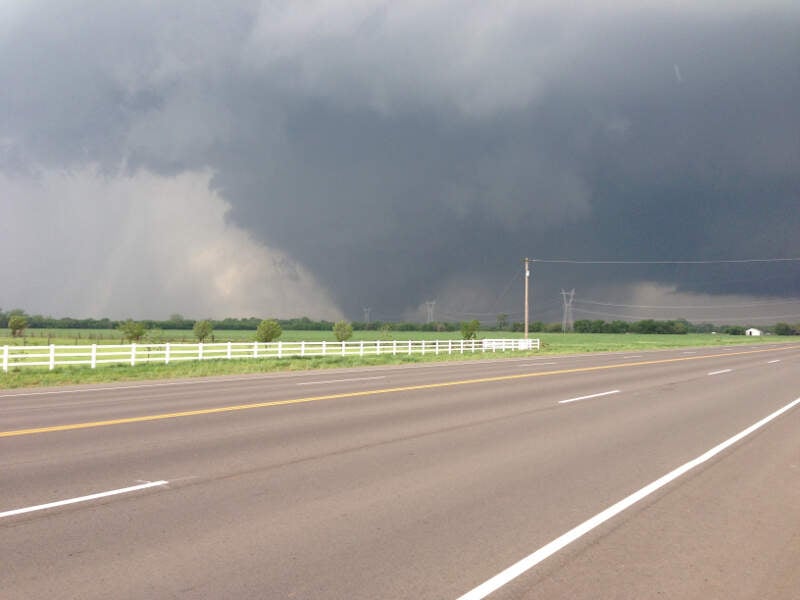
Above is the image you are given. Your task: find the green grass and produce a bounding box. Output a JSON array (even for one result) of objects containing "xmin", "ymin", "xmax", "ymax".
[
  {"xmin": 0, "ymin": 349, "xmax": 530, "ymax": 389},
  {"xmin": 0, "ymin": 330, "xmax": 791, "ymax": 390},
  {"xmin": 532, "ymin": 332, "xmax": 780, "ymax": 353},
  {"xmin": 0, "ymin": 328, "xmax": 474, "ymax": 345}
]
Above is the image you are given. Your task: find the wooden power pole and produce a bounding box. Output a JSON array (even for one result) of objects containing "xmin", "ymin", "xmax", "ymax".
[{"xmin": 524, "ymin": 258, "xmax": 531, "ymax": 340}]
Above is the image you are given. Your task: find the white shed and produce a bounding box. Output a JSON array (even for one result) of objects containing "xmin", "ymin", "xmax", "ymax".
[{"xmin": 745, "ymin": 328, "xmax": 763, "ymax": 336}]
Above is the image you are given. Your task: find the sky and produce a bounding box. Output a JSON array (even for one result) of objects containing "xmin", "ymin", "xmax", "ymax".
[{"xmin": 1, "ymin": 1, "xmax": 799, "ymax": 324}]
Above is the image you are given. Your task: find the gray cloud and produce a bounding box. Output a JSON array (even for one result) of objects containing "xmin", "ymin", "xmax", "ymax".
[{"xmin": 1, "ymin": 1, "xmax": 799, "ymax": 322}]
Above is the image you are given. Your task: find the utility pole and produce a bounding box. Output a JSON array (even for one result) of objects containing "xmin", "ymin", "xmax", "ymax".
[
  {"xmin": 362, "ymin": 307, "xmax": 371, "ymax": 327},
  {"xmin": 561, "ymin": 289, "xmax": 575, "ymax": 333},
  {"xmin": 524, "ymin": 258, "xmax": 531, "ymax": 340},
  {"xmin": 425, "ymin": 300, "xmax": 436, "ymax": 324}
]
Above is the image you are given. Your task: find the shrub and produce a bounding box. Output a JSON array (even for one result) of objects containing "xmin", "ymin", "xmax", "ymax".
[
  {"xmin": 256, "ymin": 319, "xmax": 282, "ymax": 342},
  {"xmin": 118, "ymin": 319, "xmax": 146, "ymax": 342},
  {"xmin": 461, "ymin": 319, "xmax": 480, "ymax": 340},
  {"xmin": 333, "ymin": 320, "xmax": 353, "ymax": 342},
  {"xmin": 9, "ymin": 314, "xmax": 28, "ymax": 337},
  {"xmin": 193, "ymin": 319, "xmax": 213, "ymax": 342}
]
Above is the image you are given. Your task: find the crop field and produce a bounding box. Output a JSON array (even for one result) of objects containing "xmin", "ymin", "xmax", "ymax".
[
  {"xmin": 0, "ymin": 328, "xmax": 479, "ymax": 345},
  {"xmin": 0, "ymin": 328, "xmax": 785, "ymax": 348},
  {"xmin": 533, "ymin": 332, "xmax": 780, "ymax": 353}
]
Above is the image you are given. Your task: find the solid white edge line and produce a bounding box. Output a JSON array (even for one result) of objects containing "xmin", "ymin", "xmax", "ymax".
[
  {"xmin": 456, "ymin": 396, "xmax": 800, "ymax": 600},
  {"xmin": 0, "ymin": 480, "xmax": 169, "ymax": 518},
  {"xmin": 708, "ymin": 369, "xmax": 732, "ymax": 376},
  {"xmin": 559, "ymin": 390, "xmax": 620, "ymax": 404},
  {"xmin": 767, "ymin": 360, "xmax": 781, "ymax": 364}
]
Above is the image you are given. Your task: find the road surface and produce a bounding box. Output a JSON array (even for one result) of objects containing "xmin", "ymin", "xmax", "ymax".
[{"xmin": 2, "ymin": 344, "xmax": 799, "ymax": 598}]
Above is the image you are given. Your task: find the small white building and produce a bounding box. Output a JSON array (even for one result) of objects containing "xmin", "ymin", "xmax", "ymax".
[{"xmin": 745, "ymin": 328, "xmax": 763, "ymax": 336}]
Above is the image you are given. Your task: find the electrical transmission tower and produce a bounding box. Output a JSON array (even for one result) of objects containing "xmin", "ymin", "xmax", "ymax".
[
  {"xmin": 362, "ymin": 307, "xmax": 371, "ymax": 326},
  {"xmin": 561, "ymin": 289, "xmax": 575, "ymax": 333},
  {"xmin": 425, "ymin": 300, "xmax": 436, "ymax": 324}
]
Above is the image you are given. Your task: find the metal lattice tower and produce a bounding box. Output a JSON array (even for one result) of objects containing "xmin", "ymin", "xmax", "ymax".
[
  {"xmin": 561, "ymin": 289, "xmax": 575, "ymax": 332},
  {"xmin": 425, "ymin": 300, "xmax": 436, "ymax": 324}
]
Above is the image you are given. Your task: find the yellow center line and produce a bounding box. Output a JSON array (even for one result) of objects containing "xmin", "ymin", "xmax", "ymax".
[{"xmin": 2, "ymin": 345, "xmax": 796, "ymax": 438}]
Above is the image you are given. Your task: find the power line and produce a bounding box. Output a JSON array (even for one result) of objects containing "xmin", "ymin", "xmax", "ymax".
[
  {"xmin": 575, "ymin": 298, "xmax": 800, "ymax": 310},
  {"xmin": 572, "ymin": 307, "xmax": 800, "ymax": 323},
  {"xmin": 531, "ymin": 257, "xmax": 800, "ymax": 265}
]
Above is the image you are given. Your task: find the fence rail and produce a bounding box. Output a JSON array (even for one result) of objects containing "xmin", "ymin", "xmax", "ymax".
[{"xmin": 1, "ymin": 338, "xmax": 540, "ymax": 372}]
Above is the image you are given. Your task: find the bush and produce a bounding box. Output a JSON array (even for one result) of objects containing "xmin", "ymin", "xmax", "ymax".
[
  {"xmin": 118, "ymin": 319, "xmax": 146, "ymax": 342},
  {"xmin": 461, "ymin": 319, "xmax": 480, "ymax": 340},
  {"xmin": 256, "ymin": 319, "xmax": 283, "ymax": 342},
  {"xmin": 333, "ymin": 320, "xmax": 353, "ymax": 342},
  {"xmin": 193, "ymin": 319, "xmax": 213, "ymax": 342},
  {"xmin": 8, "ymin": 314, "xmax": 28, "ymax": 337}
]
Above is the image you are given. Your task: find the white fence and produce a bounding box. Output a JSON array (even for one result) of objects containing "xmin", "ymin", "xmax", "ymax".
[{"xmin": 1, "ymin": 338, "xmax": 540, "ymax": 372}]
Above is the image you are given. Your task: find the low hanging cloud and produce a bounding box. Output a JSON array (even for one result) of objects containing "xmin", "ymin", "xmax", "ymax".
[
  {"xmin": 1, "ymin": 1, "xmax": 799, "ymax": 320},
  {"xmin": 0, "ymin": 166, "xmax": 341, "ymax": 320}
]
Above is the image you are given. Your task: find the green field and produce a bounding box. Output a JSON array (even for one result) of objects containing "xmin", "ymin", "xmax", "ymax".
[
  {"xmin": 0, "ymin": 329, "xmax": 791, "ymax": 390},
  {"xmin": 0, "ymin": 328, "xmax": 477, "ymax": 345}
]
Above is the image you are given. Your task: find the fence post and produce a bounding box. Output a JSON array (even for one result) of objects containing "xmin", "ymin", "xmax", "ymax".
[
  {"xmin": 165, "ymin": 342, "xmax": 171, "ymax": 364},
  {"xmin": 435, "ymin": 340, "xmax": 439, "ymax": 355},
  {"xmin": 376, "ymin": 340, "xmax": 380, "ymax": 355},
  {"xmin": 130, "ymin": 342, "xmax": 136, "ymax": 366},
  {"xmin": 49, "ymin": 344, "xmax": 56, "ymax": 370},
  {"xmin": 393, "ymin": 340, "xmax": 397, "ymax": 356},
  {"xmin": 198, "ymin": 342, "xmax": 203, "ymax": 361},
  {"xmin": 360, "ymin": 341, "xmax": 364, "ymax": 356},
  {"xmin": 91, "ymin": 344, "xmax": 97, "ymax": 369},
  {"xmin": 227, "ymin": 341, "xmax": 232, "ymax": 360},
  {"xmin": 2, "ymin": 345, "xmax": 8, "ymax": 372},
  {"xmin": 472, "ymin": 339, "xmax": 476, "ymax": 353},
  {"xmin": 253, "ymin": 341, "xmax": 258, "ymax": 359},
  {"xmin": 322, "ymin": 340, "xmax": 327, "ymax": 356},
  {"xmin": 448, "ymin": 340, "xmax": 452, "ymax": 355},
  {"xmin": 460, "ymin": 340, "xmax": 464, "ymax": 354},
  {"xmin": 341, "ymin": 341, "xmax": 345, "ymax": 357},
  {"xmin": 301, "ymin": 341, "xmax": 305, "ymax": 357},
  {"xmin": 278, "ymin": 341, "xmax": 283, "ymax": 359},
  {"xmin": 408, "ymin": 340, "xmax": 412, "ymax": 355}
]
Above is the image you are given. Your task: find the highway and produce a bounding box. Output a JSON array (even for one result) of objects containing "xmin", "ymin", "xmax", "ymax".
[{"xmin": 2, "ymin": 344, "xmax": 799, "ymax": 599}]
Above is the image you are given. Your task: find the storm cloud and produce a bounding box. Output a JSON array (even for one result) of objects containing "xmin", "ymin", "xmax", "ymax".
[{"xmin": 2, "ymin": 1, "xmax": 799, "ymax": 322}]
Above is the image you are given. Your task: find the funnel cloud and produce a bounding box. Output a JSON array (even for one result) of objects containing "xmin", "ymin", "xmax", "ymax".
[{"xmin": 1, "ymin": 2, "xmax": 798, "ymax": 322}]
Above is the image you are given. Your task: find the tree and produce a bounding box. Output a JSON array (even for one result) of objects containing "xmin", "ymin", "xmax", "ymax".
[
  {"xmin": 9, "ymin": 314, "xmax": 28, "ymax": 337},
  {"xmin": 774, "ymin": 322, "xmax": 795, "ymax": 336},
  {"xmin": 496, "ymin": 313, "xmax": 508, "ymax": 331},
  {"xmin": 379, "ymin": 323, "xmax": 393, "ymax": 340},
  {"xmin": 461, "ymin": 319, "xmax": 480, "ymax": 340},
  {"xmin": 193, "ymin": 319, "xmax": 213, "ymax": 342},
  {"xmin": 118, "ymin": 319, "xmax": 146, "ymax": 342},
  {"xmin": 333, "ymin": 320, "xmax": 353, "ymax": 342},
  {"xmin": 256, "ymin": 319, "xmax": 282, "ymax": 342},
  {"xmin": 722, "ymin": 325, "xmax": 746, "ymax": 336}
]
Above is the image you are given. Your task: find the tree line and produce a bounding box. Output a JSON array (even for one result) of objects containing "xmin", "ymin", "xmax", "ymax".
[
  {"xmin": 0, "ymin": 310, "xmax": 336, "ymax": 332},
  {"xmin": 2, "ymin": 308, "xmax": 798, "ymax": 337}
]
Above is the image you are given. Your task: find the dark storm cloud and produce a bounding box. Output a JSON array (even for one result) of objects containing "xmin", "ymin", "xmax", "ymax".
[{"xmin": 2, "ymin": 1, "xmax": 799, "ymax": 320}]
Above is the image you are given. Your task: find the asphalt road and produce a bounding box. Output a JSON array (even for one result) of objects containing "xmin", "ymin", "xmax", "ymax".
[{"xmin": 2, "ymin": 344, "xmax": 799, "ymax": 599}]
